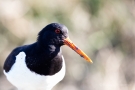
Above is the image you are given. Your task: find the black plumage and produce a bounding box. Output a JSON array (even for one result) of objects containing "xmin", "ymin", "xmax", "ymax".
[{"xmin": 4, "ymin": 23, "xmax": 68, "ymax": 75}]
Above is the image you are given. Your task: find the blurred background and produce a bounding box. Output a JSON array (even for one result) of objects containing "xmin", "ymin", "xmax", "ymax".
[{"xmin": 0, "ymin": 0, "xmax": 135, "ymax": 90}]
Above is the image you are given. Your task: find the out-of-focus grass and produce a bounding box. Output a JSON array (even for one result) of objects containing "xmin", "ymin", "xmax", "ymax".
[{"xmin": 0, "ymin": 0, "xmax": 135, "ymax": 90}]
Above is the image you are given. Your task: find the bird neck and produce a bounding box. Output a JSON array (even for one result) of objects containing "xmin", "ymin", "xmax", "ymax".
[
  {"xmin": 25, "ymin": 42, "xmax": 62, "ymax": 75},
  {"xmin": 36, "ymin": 42, "xmax": 61, "ymax": 58}
]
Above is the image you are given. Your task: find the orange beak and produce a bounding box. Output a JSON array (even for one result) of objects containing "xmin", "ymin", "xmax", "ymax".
[{"xmin": 64, "ymin": 37, "xmax": 93, "ymax": 63}]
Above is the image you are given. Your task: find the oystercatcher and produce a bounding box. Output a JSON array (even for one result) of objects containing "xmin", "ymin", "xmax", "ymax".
[{"xmin": 3, "ymin": 23, "xmax": 92, "ymax": 90}]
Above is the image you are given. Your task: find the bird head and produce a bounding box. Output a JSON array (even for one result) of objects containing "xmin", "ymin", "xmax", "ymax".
[{"xmin": 38, "ymin": 23, "xmax": 93, "ymax": 63}]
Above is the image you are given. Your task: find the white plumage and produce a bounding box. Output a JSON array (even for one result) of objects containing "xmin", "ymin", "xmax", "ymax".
[{"xmin": 4, "ymin": 52, "xmax": 65, "ymax": 90}]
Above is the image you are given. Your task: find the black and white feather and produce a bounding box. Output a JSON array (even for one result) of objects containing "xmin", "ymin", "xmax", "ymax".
[{"xmin": 3, "ymin": 23, "xmax": 68, "ymax": 90}]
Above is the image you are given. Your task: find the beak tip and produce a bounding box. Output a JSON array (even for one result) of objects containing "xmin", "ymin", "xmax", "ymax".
[
  {"xmin": 90, "ymin": 61, "xmax": 93, "ymax": 64},
  {"xmin": 87, "ymin": 58, "xmax": 93, "ymax": 63},
  {"xmin": 89, "ymin": 60, "xmax": 93, "ymax": 64}
]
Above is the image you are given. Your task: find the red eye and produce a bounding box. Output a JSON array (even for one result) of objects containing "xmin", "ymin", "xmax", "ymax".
[{"xmin": 55, "ymin": 29, "xmax": 60, "ymax": 34}]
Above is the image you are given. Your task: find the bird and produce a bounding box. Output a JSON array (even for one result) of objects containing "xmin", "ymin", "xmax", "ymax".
[{"xmin": 3, "ymin": 23, "xmax": 93, "ymax": 90}]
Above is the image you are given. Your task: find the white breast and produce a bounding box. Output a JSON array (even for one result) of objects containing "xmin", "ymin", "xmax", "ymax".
[{"xmin": 4, "ymin": 52, "xmax": 65, "ymax": 90}]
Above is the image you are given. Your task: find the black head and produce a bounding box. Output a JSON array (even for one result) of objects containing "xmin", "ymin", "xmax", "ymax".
[
  {"xmin": 37, "ymin": 23, "xmax": 93, "ymax": 63},
  {"xmin": 38, "ymin": 23, "xmax": 68, "ymax": 46}
]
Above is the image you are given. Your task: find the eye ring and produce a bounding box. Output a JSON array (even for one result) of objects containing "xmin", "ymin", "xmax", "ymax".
[{"xmin": 55, "ymin": 29, "xmax": 60, "ymax": 34}]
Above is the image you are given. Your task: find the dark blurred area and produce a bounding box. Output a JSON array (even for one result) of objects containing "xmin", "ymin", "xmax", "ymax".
[{"xmin": 0, "ymin": 0, "xmax": 135, "ymax": 90}]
